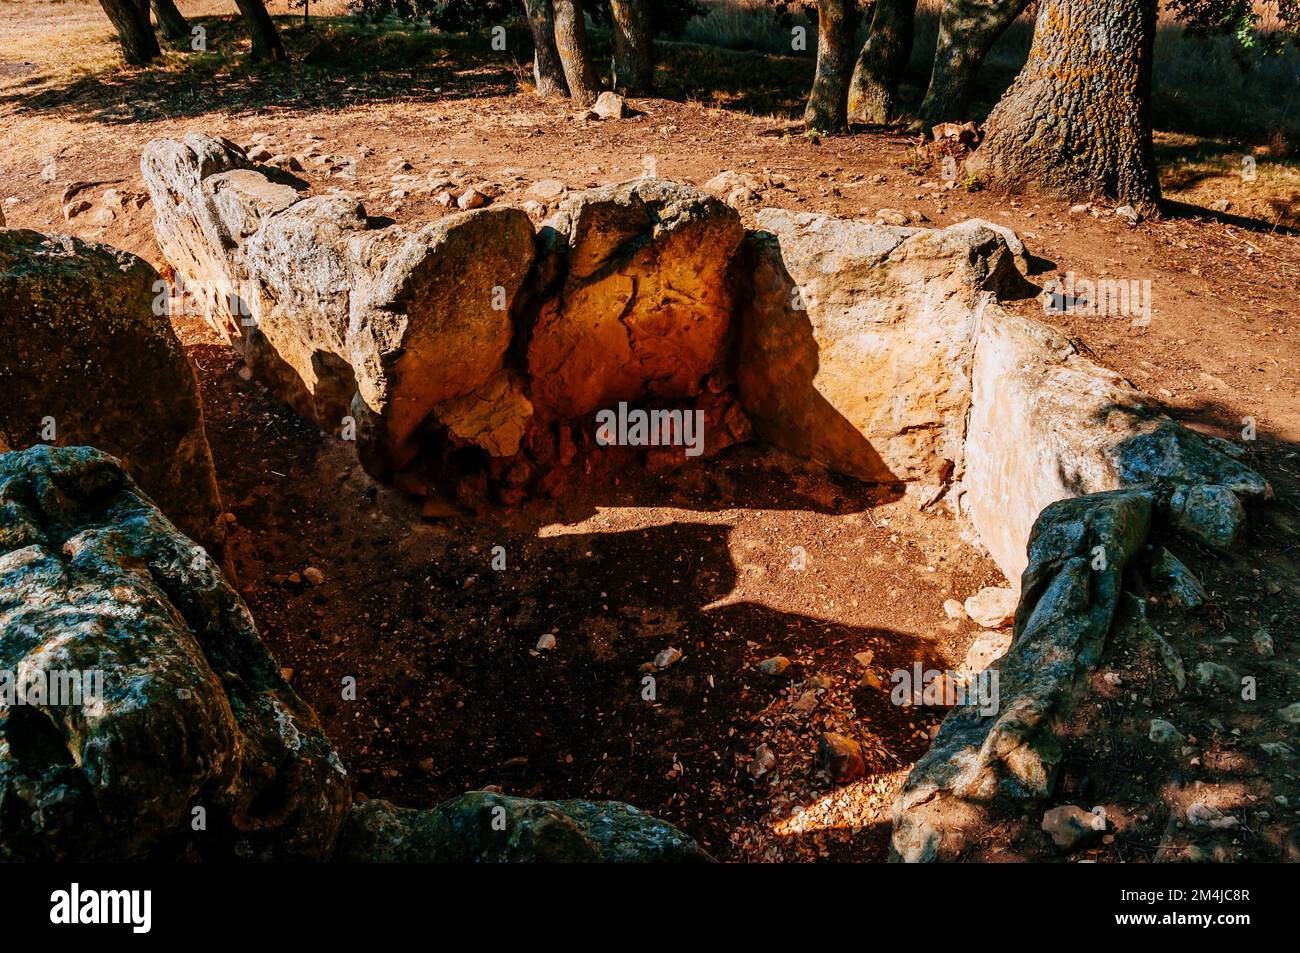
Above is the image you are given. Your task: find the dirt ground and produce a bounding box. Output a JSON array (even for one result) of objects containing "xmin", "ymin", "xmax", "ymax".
[{"xmin": 2, "ymin": 5, "xmax": 1298, "ymax": 861}]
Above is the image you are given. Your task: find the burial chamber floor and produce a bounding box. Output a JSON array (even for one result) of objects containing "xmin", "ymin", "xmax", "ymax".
[{"xmin": 186, "ymin": 326, "xmax": 1015, "ymax": 862}]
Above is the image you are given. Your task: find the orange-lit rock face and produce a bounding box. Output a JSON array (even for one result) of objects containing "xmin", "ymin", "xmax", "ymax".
[{"xmin": 526, "ymin": 179, "xmax": 744, "ymax": 422}]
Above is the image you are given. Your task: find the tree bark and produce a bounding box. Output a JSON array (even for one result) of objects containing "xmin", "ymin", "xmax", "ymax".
[
  {"xmin": 151, "ymin": 0, "xmax": 190, "ymax": 42},
  {"xmin": 965, "ymin": 0, "xmax": 1161, "ymax": 213},
  {"xmin": 610, "ymin": 0, "xmax": 654, "ymax": 95},
  {"xmin": 914, "ymin": 0, "xmax": 1028, "ymax": 129},
  {"xmin": 805, "ymin": 0, "xmax": 857, "ymax": 131},
  {"xmin": 233, "ymin": 0, "xmax": 286, "ymax": 63},
  {"xmin": 848, "ymin": 0, "xmax": 916, "ymax": 123},
  {"xmin": 523, "ymin": 0, "xmax": 570, "ymax": 98},
  {"xmin": 553, "ymin": 0, "xmax": 601, "ymax": 106},
  {"xmin": 98, "ymin": 0, "xmax": 161, "ymax": 65}
]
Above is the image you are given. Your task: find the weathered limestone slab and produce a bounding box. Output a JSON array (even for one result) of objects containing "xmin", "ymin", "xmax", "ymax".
[
  {"xmin": 0, "ymin": 228, "xmax": 226, "ymax": 561},
  {"xmin": 964, "ymin": 311, "xmax": 1270, "ymax": 585},
  {"xmin": 737, "ymin": 210, "xmax": 1025, "ymax": 485},
  {"xmin": 0, "ymin": 446, "xmax": 349, "ymax": 861},
  {"xmin": 142, "ymin": 134, "xmax": 537, "ymax": 477}
]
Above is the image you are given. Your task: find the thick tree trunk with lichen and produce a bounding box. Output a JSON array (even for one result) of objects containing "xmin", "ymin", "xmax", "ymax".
[
  {"xmin": 848, "ymin": 0, "xmax": 916, "ymax": 123},
  {"xmin": 98, "ymin": 0, "xmax": 161, "ymax": 64},
  {"xmin": 553, "ymin": 0, "xmax": 601, "ymax": 107},
  {"xmin": 151, "ymin": 0, "xmax": 190, "ymax": 42},
  {"xmin": 233, "ymin": 0, "xmax": 285, "ymax": 63},
  {"xmin": 610, "ymin": 0, "xmax": 654, "ymax": 95},
  {"xmin": 914, "ymin": 0, "xmax": 1028, "ymax": 129},
  {"xmin": 966, "ymin": 0, "xmax": 1160, "ymax": 212},
  {"xmin": 805, "ymin": 0, "xmax": 857, "ymax": 131},
  {"xmin": 523, "ymin": 0, "xmax": 570, "ymax": 98}
]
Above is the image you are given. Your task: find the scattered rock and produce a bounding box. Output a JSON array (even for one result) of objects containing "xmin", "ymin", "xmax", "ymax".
[
  {"xmin": 1041, "ymin": 805, "xmax": 1103, "ymax": 850},
  {"xmin": 818, "ymin": 732, "xmax": 865, "ymax": 783},
  {"xmin": 963, "ymin": 586, "xmax": 1018, "ymax": 628},
  {"xmin": 303, "ymin": 566, "xmax": 325, "ymax": 586},
  {"xmin": 758, "ymin": 655, "xmax": 792, "ymax": 676},
  {"xmin": 963, "ymin": 630, "xmax": 1012, "ymax": 672},
  {"xmin": 943, "ymin": 598, "xmax": 966, "ymax": 620},
  {"xmin": 749, "ymin": 743, "xmax": 776, "ymax": 779},
  {"xmin": 1148, "ymin": 547, "xmax": 1206, "ymax": 609},
  {"xmin": 1115, "ymin": 204, "xmax": 1141, "ymax": 225},
  {"xmin": 536, "ymin": 633, "xmax": 557, "ymax": 651},
  {"xmin": 527, "ymin": 179, "xmax": 567, "ymax": 200},
  {"xmin": 1277, "ymin": 702, "xmax": 1300, "ymax": 724},
  {"xmin": 654, "ymin": 647, "xmax": 683, "ymax": 670},
  {"xmin": 591, "ymin": 91, "xmax": 628, "ymax": 120},
  {"xmin": 1195, "ymin": 661, "xmax": 1237, "ymax": 692},
  {"xmin": 457, "ymin": 187, "xmax": 487, "ymax": 210},
  {"xmin": 875, "ymin": 207, "xmax": 910, "ymax": 226},
  {"xmin": 267, "ymin": 154, "xmax": 305, "ymax": 173},
  {"xmin": 1186, "ymin": 803, "xmax": 1239, "ymax": 830},
  {"xmin": 1253, "ymin": 628, "xmax": 1274, "ymax": 658},
  {"xmin": 62, "ymin": 199, "xmax": 92, "ymax": 220},
  {"xmin": 1148, "ymin": 719, "xmax": 1183, "ymax": 744}
]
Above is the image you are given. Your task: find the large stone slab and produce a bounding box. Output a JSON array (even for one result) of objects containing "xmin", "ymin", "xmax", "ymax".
[
  {"xmin": 0, "ymin": 228, "xmax": 226, "ymax": 561},
  {"xmin": 337, "ymin": 792, "xmax": 712, "ymax": 862},
  {"xmin": 0, "ymin": 446, "xmax": 349, "ymax": 861},
  {"xmin": 526, "ymin": 179, "xmax": 743, "ymax": 422},
  {"xmin": 891, "ymin": 488, "xmax": 1153, "ymax": 862},
  {"xmin": 737, "ymin": 210, "xmax": 1026, "ymax": 485},
  {"xmin": 142, "ymin": 134, "xmax": 537, "ymax": 477},
  {"xmin": 963, "ymin": 311, "xmax": 1270, "ymax": 584}
]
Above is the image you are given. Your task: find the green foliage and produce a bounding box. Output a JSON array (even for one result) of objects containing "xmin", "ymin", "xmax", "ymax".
[
  {"xmin": 346, "ymin": 1, "xmax": 709, "ymax": 38},
  {"xmin": 347, "ymin": 0, "xmax": 514, "ymax": 30},
  {"xmin": 1169, "ymin": 0, "xmax": 1300, "ymax": 55}
]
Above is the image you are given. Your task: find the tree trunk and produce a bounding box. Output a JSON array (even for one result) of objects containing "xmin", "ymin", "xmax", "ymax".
[
  {"xmin": 233, "ymin": 0, "xmax": 286, "ymax": 63},
  {"xmin": 805, "ymin": 0, "xmax": 857, "ymax": 131},
  {"xmin": 848, "ymin": 0, "xmax": 916, "ymax": 123},
  {"xmin": 98, "ymin": 0, "xmax": 161, "ymax": 65},
  {"xmin": 914, "ymin": 0, "xmax": 1028, "ymax": 129},
  {"xmin": 965, "ymin": 0, "xmax": 1161, "ymax": 213},
  {"xmin": 552, "ymin": 0, "xmax": 601, "ymax": 106},
  {"xmin": 610, "ymin": 0, "xmax": 654, "ymax": 95},
  {"xmin": 523, "ymin": 0, "xmax": 570, "ymax": 98},
  {"xmin": 151, "ymin": 0, "xmax": 190, "ymax": 42}
]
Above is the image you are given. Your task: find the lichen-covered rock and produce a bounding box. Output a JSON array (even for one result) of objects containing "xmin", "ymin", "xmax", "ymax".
[
  {"xmin": 1168, "ymin": 483, "xmax": 1247, "ymax": 551},
  {"xmin": 336, "ymin": 792, "xmax": 712, "ymax": 863},
  {"xmin": 891, "ymin": 488, "xmax": 1152, "ymax": 862},
  {"xmin": 0, "ymin": 446, "xmax": 349, "ymax": 861},
  {"xmin": 737, "ymin": 210, "xmax": 1024, "ymax": 486},
  {"xmin": 0, "ymin": 228, "xmax": 226, "ymax": 561},
  {"xmin": 141, "ymin": 134, "xmax": 537, "ymax": 477},
  {"xmin": 1148, "ymin": 547, "xmax": 1207, "ymax": 610},
  {"xmin": 526, "ymin": 179, "xmax": 743, "ymax": 422}
]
